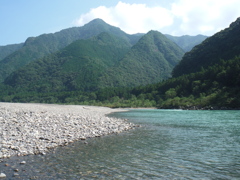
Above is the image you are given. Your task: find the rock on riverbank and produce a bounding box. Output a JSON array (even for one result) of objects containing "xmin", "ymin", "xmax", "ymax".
[{"xmin": 0, "ymin": 103, "xmax": 134, "ymax": 159}]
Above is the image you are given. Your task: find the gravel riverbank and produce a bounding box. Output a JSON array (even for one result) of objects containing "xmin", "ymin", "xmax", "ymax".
[{"xmin": 0, "ymin": 103, "xmax": 134, "ymax": 160}]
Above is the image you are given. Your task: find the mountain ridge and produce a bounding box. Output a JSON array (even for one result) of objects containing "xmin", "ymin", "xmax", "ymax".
[
  {"xmin": 98, "ymin": 30, "xmax": 184, "ymax": 88},
  {"xmin": 3, "ymin": 31, "xmax": 184, "ymax": 93},
  {"xmin": 0, "ymin": 18, "xmax": 207, "ymax": 83},
  {"xmin": 0, "ymin": 43, "xmax": 24, "ymax": 61},
  {"xmin": 165, "ymin": 34, "xmax": 208, "ymax": 52},
  {"xmin": 0, "ymin": 19, "xmax": 141, "ymax": 82},
  {"xmin": 172, "ymin": 17, "xmax": 240, "ymax": 77},
  {"xmin": 1, "ymin": 17, "xmax": 239, "ymax": 108},
  {"xmin": 3, "ymin": 32, "xmax": 132, "ymax": 92}
]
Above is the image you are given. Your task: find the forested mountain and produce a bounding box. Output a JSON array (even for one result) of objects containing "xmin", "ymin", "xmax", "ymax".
[
  {"xmin": 126, "ymin": 56, "xmax": 240, "ymax": 109},
  {"xmin": 3, "ymin": 31, "xmax": 184, "ymax": 94},
  {"xmin": 46, "ymin": 17, "xmax": 238, "ymax": 109},
  {"xmin": 116, "ymin": 17, "xmax": 240, "ymax": 109},
  {"xmin": 3, "ymin": 32, "xmax": 131, "ymax": 92},
  {"xmin": 98, "ymin": 30, "xmax": 184, "ymax": 87},
  {"xmin": 0, "ymin": 43, "xmax": 23, "ymax": 61},
  {"xmin": 0, "ymin": 18, "xmax": 206, "ymax": 83},
  {"xmin": 0, "ymin": 17, "xmax": 229, "ymax": 107},
  {"xmin": 0, "ymin": 19, "xmax": 142, "ymax": 82},
  {"xmin": 172, "ymin": 17, "xmax": 240, "ymax": 77},
  {"xmin": 165, "ymin": 34, "xmax": 208, "ymax": 52}
]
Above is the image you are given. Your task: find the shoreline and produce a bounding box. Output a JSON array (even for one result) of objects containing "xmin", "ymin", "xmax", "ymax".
[
  {"xmin": 0, "ymin": 102, "xmax": 135, "ymax": 160},
  {"xmin": 158, "ymin": 106, "xmax": 240, "ymax": 110}
]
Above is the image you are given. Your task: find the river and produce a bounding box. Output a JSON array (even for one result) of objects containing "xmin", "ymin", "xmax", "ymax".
[{"xmin": 1, "ymin": 109, "xmax": 240, "ymax": 179}]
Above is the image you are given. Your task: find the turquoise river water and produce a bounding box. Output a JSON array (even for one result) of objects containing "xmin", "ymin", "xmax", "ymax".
[{"xmin": 0, "ymin": 109, "xmax": 240, "ymax": 179}]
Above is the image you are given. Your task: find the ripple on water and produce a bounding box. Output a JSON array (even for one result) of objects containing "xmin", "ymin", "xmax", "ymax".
[{"xmin": 1, "ymin": 110, "xmax": 240, "ymax": 179}]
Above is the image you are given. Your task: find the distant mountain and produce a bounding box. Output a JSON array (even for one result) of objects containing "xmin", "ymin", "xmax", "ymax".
[
  {"xmin": 3, "ymin": 32, "xmax": 132, "ymax": 92},
  {"xmin": 165, "ymin": 34, "xmax": 208, "ymax": 52},
  {"xmin": 98, "ymin": 30, "xmax": 185, "ymax": 87},
  {"xmin": 1, "ymin": 17, "xmax": 239, "ymax": 108},
  {"xmin": 127, "ymin": 17, "xmax": 240, "ymax": 109},
  {"xmin": 0, "ymin": 18, "xmax": 207, "ymax": 83},
  {"xmin": 3, "ymin": 31, "xmax": 184, "ymax": 93},
  {"xmin": 0, "ymin": 43, "xmax": 23, "ymax": 61},
  {"xmin": 0, "ymin": 19, "xmax": 142, "ymax": 82},
  {"xmin": 172, "ymin": 17, "xmax": 240, "ymax": 77}
]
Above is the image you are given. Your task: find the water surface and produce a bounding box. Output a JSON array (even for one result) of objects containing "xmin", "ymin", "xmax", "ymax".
[{"xmin": 1, "ymin": 109, "xmax": 240, "ymax": 179}]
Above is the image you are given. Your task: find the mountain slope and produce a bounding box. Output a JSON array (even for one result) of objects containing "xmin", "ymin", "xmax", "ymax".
[
  {"xmin": 172, "ymin": 17, "xmax": 240, "ymax": 77},
  {"xmin": 0, "ymin": 19, "xmax": 141, "ymax": 82},
  {"xmin": 124, "ymin": 56, "xmax": 240, "ymax": 109},
  {"xmin": 3, "ymin": 32, "xmax": 132, "ymax": 92},
  {"xmin": 124, "ymin": 18, "xmax": 240, "ymax": 109},
  {"xmin": 98, "ymin": 30, "xmax": 185, "ymax": 87},
  {"xmin": 3, "ymin": 31, "xmax": 184, "ymax": 93},
  {"xmin": 0, "ymin": 43, "xmax": 23, "ymax": 61},
  {"xmin": 165, "ymin": 34, "xmax": 208, "ymax": 52}
]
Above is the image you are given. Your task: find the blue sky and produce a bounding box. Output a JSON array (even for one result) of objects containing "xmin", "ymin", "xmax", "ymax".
[{"xmin": 1, "ymin": 0, "xmax": 239, "ymax": 46}]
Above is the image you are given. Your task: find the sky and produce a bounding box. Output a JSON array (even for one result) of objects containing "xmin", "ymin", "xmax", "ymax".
[{"xmin": 1, "ymin": 0, "xmax": 240, "ymax": 46}]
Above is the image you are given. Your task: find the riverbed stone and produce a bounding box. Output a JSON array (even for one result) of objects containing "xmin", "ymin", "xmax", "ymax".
[
  {"xmin": 13, "ymin": 173, "xmax": 19, "ymax": 177},
  {"xmin": 20, "ymin": 161, "xmax": 26, "ymax": 165},
  {"xmin": 0, "ymin": 173, "xmax": 6, "ymax": 178},
  {"xmin": 0, "ymin": 102, "xmax": 135, "ymax": 159}
]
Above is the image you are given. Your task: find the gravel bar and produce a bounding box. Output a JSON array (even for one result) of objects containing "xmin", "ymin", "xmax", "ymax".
[{"xmin": 0, "ymin": 103, "xmax": 134, "ymax": 159}]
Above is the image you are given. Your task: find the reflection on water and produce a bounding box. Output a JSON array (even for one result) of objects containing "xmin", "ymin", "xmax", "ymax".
[{"xmin": 1, "ymin": 110, "xmax": 240, "ymax": 179}]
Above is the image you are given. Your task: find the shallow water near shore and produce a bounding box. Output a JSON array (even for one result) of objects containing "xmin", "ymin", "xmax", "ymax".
[{"xmin": 1, "ymin": 109, "xmax": 240, "ymax": 179}]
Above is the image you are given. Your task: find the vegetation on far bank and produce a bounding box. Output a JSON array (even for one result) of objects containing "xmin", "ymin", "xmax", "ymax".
[
  {"xmin": 1, "ymin": 56, "xmax": 239, "ymax": 109},
  {"xmin": 0, "ymin": 18, "xmax": 240, "ymax": 109}
]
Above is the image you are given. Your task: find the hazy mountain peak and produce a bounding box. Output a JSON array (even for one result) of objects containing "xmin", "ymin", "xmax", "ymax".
[{"xmin": 86, "ymin": 18, "xmax": 107, "ymax": 25}]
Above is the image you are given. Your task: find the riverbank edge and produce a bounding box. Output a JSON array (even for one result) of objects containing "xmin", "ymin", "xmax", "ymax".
[
  {"xmin": 158, "ymin": 106, "xmax": 240, "ymax": 110},
  {"xmin": 0, "ymin": 102, "xmax": 136, "ymax": 160}
]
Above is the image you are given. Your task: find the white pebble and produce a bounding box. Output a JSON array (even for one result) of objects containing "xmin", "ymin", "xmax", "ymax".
[{"xmin": 0, "ymin": 103, "xmax": 134, "ymax": 159}]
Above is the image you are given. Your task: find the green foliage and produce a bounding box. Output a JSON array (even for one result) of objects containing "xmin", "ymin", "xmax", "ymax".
[
  {"xmin": 3, "ymin": 32, "xmax": 131, "ymax": 92},
  {"xmin": 173, "ymin": 17, "xmax": 240, "ymax": 77},
  {"xmin": 0, "ymin": 19, "xmax": 141, "ymax": 82},
  {"xmin": 99, "ymin": 30, "xmax": 184, "ymax": 87},
  {"xmin": 3, "ymin": 31, "xmax": 184, "ymax": 94},
  {"xmin": 1, "ymin": 18, "xmax": 240, "ymax": 109},
  {"xmin": 141, "ymin": 56, "xmax": 240, "ymax": 109},
  {"xmin": 0, "ymin": 43, "xmax": 23, "ymax": 61},
  {"xmin": 1, "ymin": 56, "xmax": 239, "ymax": 109},
  {"xmin": 165, "ymin": 88, "xmax": 177, "ymax": 99}
]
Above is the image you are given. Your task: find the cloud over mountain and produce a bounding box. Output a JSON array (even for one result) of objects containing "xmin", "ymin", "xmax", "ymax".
[
  {"xmin": 75, "ymin": 0, "xmax": 240, "ymax": 36},
  {"xmin": 75, "ymin": 1, "xmax": 173, "ymax": 34}
]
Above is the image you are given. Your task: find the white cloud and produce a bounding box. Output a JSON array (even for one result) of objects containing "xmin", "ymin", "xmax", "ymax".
[
  {"xmin": 171, "ymin": 0, "xmax": 240, "ymax": 35},
  {"xmin": 74, "ymin": 1, "xmax": 174, "ymax": 34},
  {"xmin": 74, "ymin": 0, "xmax": 240, "ymax": 36}
]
